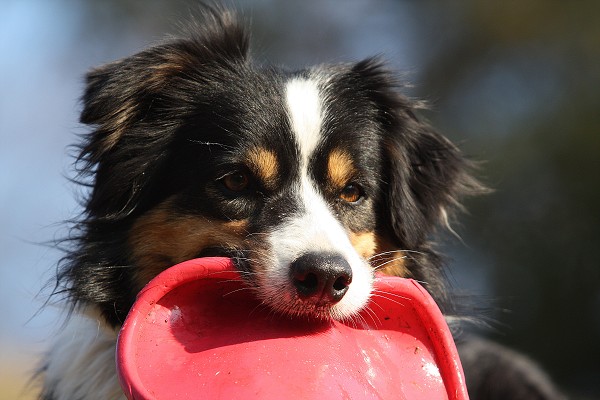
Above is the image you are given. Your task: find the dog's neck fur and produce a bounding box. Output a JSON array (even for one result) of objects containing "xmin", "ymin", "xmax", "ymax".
[{"xmin": 41, "ymin": 310, "xmax": 124, "ymax": 400}]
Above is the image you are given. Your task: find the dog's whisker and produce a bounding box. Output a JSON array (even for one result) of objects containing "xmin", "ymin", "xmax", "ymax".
[
  {"xmin": 359, "ymin": 306, "xmax": 381, "ymax": 329},
  {"xmin": 372, "ymin": 290, "xmax": 411, "ymax": 302},
  {"xmin": 248, "ymin": 300, "xmax": 271, "ymax": 319},
  {"xmin": 244, "ymin": 232, "xmax": 271, "ymax": 238},
  {"xmin": 186, "ymin": 140, "xmax": 235, "ymax": 150},
  {"xmin": 371, "ymin": 257, "xmax": 408, "ymax": 271},
  {"xmin": 344, "ymin": 313, "xmax": 361, "ymax": 330},
  {"xmin": 222, "ymin": 286, "xmax": 255, "ymax": 297},
  {"xmin": 369, "ymin": 292, "xmax": 408, "ymax": 308},
  {"xmin": 367, "ymin": 249, "xmax": 426, "ymax": 261},
  {"xmin": 366, "ymin": 297, "xmax": 387, "ymax": 314}
]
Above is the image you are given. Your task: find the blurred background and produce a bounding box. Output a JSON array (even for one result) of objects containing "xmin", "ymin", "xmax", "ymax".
[{"xmin": 1, "ymin": 0, "xmax": 598, "ymax": 398}]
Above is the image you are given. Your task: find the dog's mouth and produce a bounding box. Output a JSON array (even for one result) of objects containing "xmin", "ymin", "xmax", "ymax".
[{"xmin": 193, "ymin": 247, "xmax": 362, "ymax": 321}]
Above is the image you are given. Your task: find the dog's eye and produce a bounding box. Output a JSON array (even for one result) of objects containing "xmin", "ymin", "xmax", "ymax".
[
  {"xmin": 340, "ymin": 183, "xmax": 363, "ymax": 203},
  {"xmin": 222, "ymin": 171, "xmax": 250, "ymax": 192}
]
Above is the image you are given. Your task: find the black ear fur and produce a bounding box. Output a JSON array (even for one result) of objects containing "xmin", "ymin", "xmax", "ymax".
[
  {"xmin": 77, "ymin": 7, "xmax": 249, "ymax": 221},
  {"xmin": 385, "ymin": 118, "xmax": 478, "ymax": 248},
  {"xmin": 352, "ymin": 58, "xmax": 482, "ymax": 249}
]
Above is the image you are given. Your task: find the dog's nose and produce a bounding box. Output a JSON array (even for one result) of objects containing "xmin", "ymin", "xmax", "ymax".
[{"xmin": 291, "ymin": 253, "xmax": 352, "ymax": 303}]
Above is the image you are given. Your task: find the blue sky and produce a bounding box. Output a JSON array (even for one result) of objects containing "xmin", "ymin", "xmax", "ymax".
[
  {"xmin": 0, "ymin": 1, "xmax": 144, "ymax": 357},
  {"xmin": 1, "ymin": 1, "xmax": 79, "ymax": 347}
]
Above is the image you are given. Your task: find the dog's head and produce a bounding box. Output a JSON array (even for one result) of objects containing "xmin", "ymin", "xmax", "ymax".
[{"xmin": 68, "ymin": 9, "xmax": 479, "ymax": 325}]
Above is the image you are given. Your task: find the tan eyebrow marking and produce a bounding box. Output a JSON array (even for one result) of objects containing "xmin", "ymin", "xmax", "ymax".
[
  {"xmin": 327, "ymin": 148, "xmax": 357, "ymax": 188},
  {"xmin": 247, "ymin": 147, "xmax": 280, "ymax": 190}
]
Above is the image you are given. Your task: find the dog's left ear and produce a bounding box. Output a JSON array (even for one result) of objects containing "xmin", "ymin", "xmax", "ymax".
[{"xmin": 352, "ymin": 59, "xmax": 483, "ymax": 249}]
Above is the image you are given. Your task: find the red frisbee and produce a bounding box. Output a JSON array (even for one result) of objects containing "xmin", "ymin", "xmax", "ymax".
[{"xmin": 117, "ymin": 257, "xmax": 468, "ymax": 399}]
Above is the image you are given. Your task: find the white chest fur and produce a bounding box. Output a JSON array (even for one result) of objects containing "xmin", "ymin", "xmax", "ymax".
[{"xmin": 42, "ymin": 312, "xmax": 125, "ymax": 400}]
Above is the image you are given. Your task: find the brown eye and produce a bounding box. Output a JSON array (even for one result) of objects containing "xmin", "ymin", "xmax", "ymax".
[
  {"xmin": 222, "ymin": 171, "xmax": 250, "ymax": 192},
  {"xmin": 340, "ymin": 183, "xmax": 363, "ymax": 203}
]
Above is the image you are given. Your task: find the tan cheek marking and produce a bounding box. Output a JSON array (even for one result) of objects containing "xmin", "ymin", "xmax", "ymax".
[
  {"xmin": 247, "ymin": 147, "xmax": 279, "ymax": 190},
  {"xmin": 350, "ymin": 231, "xmax": 409, "ymax": 277},
  {"xmin": 328, "ymin": 149, "xmax": 356, "ymax": 189},
  {"xmin": 372, "ymin": 235, "xmax": 409, "ymax": 277},
  {"xmin": 129, "ymin": 201, "xmax": 248, "ymax": 288},
  {"xmin": 349, "ymin": 231, "xmax": 377, "ymax": 259}
]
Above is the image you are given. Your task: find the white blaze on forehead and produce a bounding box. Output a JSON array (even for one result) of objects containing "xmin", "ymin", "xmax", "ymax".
[
  {"xmin": 264, "ymin": 76, "xmax": 372, "ymax": 320},
  {"xmin": 272, "ymin": 175, "xmax": 357, "ymax": 267},
  {"xmin": 285, "ymin": 77, "xmax": 323, "ymax": 168}
]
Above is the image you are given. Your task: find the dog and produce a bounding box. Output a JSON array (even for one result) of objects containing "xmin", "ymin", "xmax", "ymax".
[{"xmin": 40, "ymin": 6, "xmax": 565, "ymax": 400}]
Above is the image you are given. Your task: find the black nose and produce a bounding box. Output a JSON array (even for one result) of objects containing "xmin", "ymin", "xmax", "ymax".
[{"xmin": 290, "ymin": 253, "xmax": 352, "ymax": 304}]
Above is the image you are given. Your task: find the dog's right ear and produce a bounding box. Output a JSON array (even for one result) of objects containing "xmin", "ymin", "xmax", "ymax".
[{"xmin": 77, "ymin": 8, "xmax": 249, "ymax": 221}]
